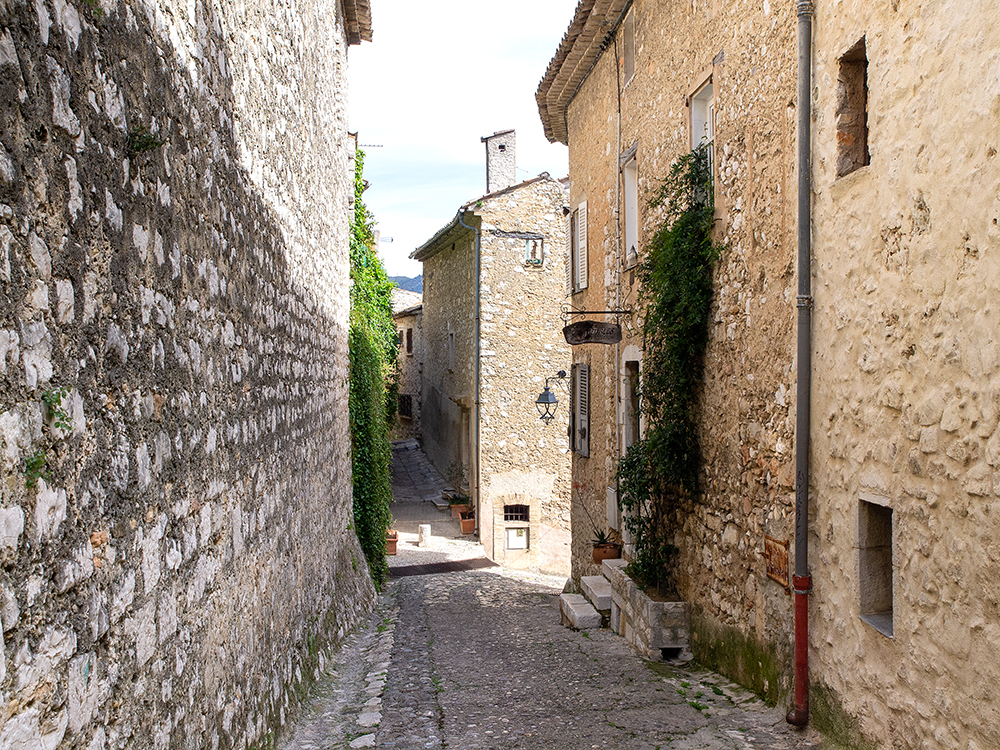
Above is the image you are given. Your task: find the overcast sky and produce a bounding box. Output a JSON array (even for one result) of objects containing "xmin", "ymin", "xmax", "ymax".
[{"xmin": 347, "ymin": 0, "xmax": 579, "ymax": 278}]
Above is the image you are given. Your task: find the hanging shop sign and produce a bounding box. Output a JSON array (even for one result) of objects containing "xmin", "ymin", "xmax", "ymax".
[{"xmin": 563, "ymin": 320, "xmax": 622, "ymax": 346}]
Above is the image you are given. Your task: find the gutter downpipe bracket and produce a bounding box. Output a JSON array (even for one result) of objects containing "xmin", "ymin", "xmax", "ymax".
[{"xmin": 787, "ymin": 0, "xmax": 814, "ymax": 729}]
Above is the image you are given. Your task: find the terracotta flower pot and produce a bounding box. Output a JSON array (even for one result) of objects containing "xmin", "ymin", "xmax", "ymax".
[
  {"xmin": 592, "ymin": 542, "xmax": 621, "ymax": 564},
  {"xmin": 459, "ymin": 511, "xmax": 476, "ymax": 535},
  {"xmin": 450, "ymin": 503, "xmax": 472, "ymax": 518},
  {"xmin": 385, "ymin": 530, "xmax": 398, "ymax": 556}
]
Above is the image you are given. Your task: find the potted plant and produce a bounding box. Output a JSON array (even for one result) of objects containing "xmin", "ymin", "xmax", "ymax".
[
  {"xmin": 459, "ymin": 510, "xmax": 476, "ymax": 535},
  {"xmin": 386, "ymin": 516, "xmax": 399, "ymax": 556},
  {"xmin": 591, "ymin": 527, "xmax": 622, "ymax": 563},
  {"xmin": 448, "ymin": 493, "xmax": 473, "ymax": 518}
]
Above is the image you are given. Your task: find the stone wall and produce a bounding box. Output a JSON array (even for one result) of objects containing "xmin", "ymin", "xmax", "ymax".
[
  {"xmin": 477, "ymin": 177, "xmax": 571, "ymax": 573},
  {"xmin": 0, "ymin": 0, "xmax": 374, "ymax": 747},
  {"xmin": 392, "ymin": 307, "xmax": 421, "ymax": 441},
  {"xmin": 418, "ymin": 230, "xmax": 476, "ymax": 486},
  {"xmin": 561, "ymin": 0, "xmax": 799, "ymax": 661},
  {"xmin": 809, "ymin": 2, "xmax": 1000, "ymax": 748}
]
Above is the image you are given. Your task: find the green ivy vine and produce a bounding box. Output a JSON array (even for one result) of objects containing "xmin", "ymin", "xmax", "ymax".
[
  {"xmin": 349, "ymin": 148, "xmax": 397, "ymax": 589},
  {"xmin": 617, "ymin": 144, "xmax": 722, "ymax": 596}
]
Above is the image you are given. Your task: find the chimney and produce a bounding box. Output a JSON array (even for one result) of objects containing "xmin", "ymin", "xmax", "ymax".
[{"xmin": 481, "ymin": 130, "xmax": 516, "ymax": 193}]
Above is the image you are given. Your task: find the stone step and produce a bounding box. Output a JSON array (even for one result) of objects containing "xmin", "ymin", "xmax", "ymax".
[
  {"xmin": 559, "ymin": 594, "xmax": 602, "ymax": 630},
  {"xmin": 580, "ymin": 575, "xmax": 612, "ymax": 611},
  {"xmin": 601, "ymin": 557, "xmax": 628, "ymax": 580}
]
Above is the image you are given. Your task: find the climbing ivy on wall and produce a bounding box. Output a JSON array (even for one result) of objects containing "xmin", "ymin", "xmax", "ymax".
[
  {"xmin": 349, "ymin": 148, "xmax": 397, "ymax": 589},
  {"xmin": 617, "ymin": 144, "xmax": 722, "ymax": 595}
]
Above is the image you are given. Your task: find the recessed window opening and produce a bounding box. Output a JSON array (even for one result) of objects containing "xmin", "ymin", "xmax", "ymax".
[
  {"xmin": 624, "ymin": 360, "xmax": 640, "ymax": 449},
  {"xmin": 398, "ymin": 394, "xmax": 413, "ymax": 419},
  {"xmin": 406, "ymin": 327, "xmax": 413, "ymax": 354},
  {"xmin": 623, "ymin": 157, "xmax": 639, "ymax": 269},
  {"xmin": 525, "ymin": 239, "xmax": 543, "ymax": 266},
  {"xmin": 504, "ymin": 504, "xmax": 529, "ymax": 522},
  {"xmin": 448, "ymin": 331, "xmax": 455, "ymax": 371},
  {"xmin": 623, "ymin": 9, "xmax": 635, "ymax": 84},
  {"xmin": 498, "ymin": 144, "xmax": 507, "ymax": 152},
  {"xmin": 836, "ymin": 37, "xmax": 870, "ymax": 178},
  {"xmin": 691, "ymin": 81, "xmax": 714, "ymax": 171},
  {"xmin": 859, "ymin": 498, "xmax": 893, "ymax": 637}
]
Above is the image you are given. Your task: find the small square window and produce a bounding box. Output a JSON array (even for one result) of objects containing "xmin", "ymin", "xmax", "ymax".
[
  {"xmin": 503, "ymin": 504, "xmax": 529, "ymax": 522},
  {"xmin": 859, "ymin": 497, "xmax": 893, "ymax": 637},
  {"xmin": 525, "ymin": 239, "xmax": 544, "ymax": 266}
]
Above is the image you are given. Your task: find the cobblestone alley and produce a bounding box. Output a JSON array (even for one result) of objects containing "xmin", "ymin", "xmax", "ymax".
[{"xmin": 277, "ymin": 443, "xmax": 829, "ymax": 750}]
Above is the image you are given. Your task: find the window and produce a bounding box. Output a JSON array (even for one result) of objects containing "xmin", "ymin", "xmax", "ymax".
[
  {"xmin": 503, "ymin": 504, "xmax": 529, "ymax": 522},
  {"xmin": 398, "ymin": 394, "xmax": 413, "ymax": 420},
  {"xmin": 448, "ymin": 331, "xmax": 455, "ymax": 371},
  {"xmin": 859, "ymin": 497, "xmax": 893, "ymax": 637},
  {"xmin": 622, "ymin": 157, "xmax": 639, "ymax": 268},
  {"xmin": 691, "ymin": 81, "xmax": 715, "ymax": 180},
  {"xmin": 569, "ymin": 363, "xmax": 590, "ymax": 457},
  {"xmin": 566, "ymin": 202, "xmax": 588, "ymax": 294},
  {"xmin": 623, "ymin": 8, "xmax": 635, "ymax": 85},
  {"xmin": 837, "ymin": 37, "xmax": 869, "ymax": 178},
  {"xmin": 406, "ymin": 327, "xmax": 413, "ymax": 354},
  {"xmin": 624, "ymin": 360, "xmax": 640, "ymax": 450},
  {"xmin": 525, "ymin": 238, "xmax": 543, "ymax": 266}
]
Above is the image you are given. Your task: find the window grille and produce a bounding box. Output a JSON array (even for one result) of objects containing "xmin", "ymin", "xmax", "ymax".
[{"xmin": 503, "ymin": 504, "xmax": 529, "ymax": 522}]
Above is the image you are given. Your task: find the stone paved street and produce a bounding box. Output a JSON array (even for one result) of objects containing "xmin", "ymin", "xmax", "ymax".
[{"xmin": 279, "ymin": 443, "xmax": 830, "ymax": 750}]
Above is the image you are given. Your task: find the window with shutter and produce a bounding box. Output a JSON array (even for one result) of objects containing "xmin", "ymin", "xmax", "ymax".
[
  {"xmin": 572, "ymin": 363, "xmax": 590, "ymax": 457},
  {"xmin": 575, "ymin": 202, "xmax": 588, "ymax": 291},
  {"xmin": 565, "ymin": 211, "xmax": 573, "ymax": 296}
]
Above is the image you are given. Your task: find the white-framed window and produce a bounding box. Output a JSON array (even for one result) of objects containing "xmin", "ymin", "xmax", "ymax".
[
  {"xmin": 691, "ymin": 80, "xmax": 714, "ymax": 172},
  {"xmin": 569, "ymin": 362, "xmax": 590, "ymax": 457},
  {"xmin": 622, "ymin": 156, "xmax": 639, "ymax": 269},
  {"xmin": 623, "ymin": 8, "xmax": 635, "ymax": 85},
  {"xmin": 525, "ymin": 238, "xmax": 544, "ymax": 266},
  {"xmin": 565, "ymin": 202, "xmax": 588, "ymax": 295}
]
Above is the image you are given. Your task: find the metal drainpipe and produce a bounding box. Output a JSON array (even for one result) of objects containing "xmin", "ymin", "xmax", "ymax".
[
  {"xmin": 456, "ymin": 209, "xmax": 482, "ymax": 537},
  {"xmin": 787, "ymin": 0, "xmax": 814, "ymax": 729}
]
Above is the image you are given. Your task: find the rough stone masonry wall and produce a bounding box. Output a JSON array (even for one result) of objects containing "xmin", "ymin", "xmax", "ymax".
[
  {"xmin": 809, "ymin": 2, "xmax": 1000, "ymax": 748},
  {"xmin": 476, "ymin": 178, "xmax": 571, "ymax": 569},
  {"xmin": 563, "ymin": 0, "xmax": 799, "ymax": 683},
  {"xmin": 419, "ymin": 232, "xmax": 476, "ymax": 487},
  {"xmin": 0, "ymin": 0, "xmax": 374, "ymax": 748},
  {"xmin": 391, "ymin": 309, "xmax": 421, "ymax": 442}
]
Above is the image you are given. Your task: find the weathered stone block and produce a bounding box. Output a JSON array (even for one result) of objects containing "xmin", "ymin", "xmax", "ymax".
[
  {"xmin": 580, "ymin": 575, "xmax": 612, "ymax": 611},
  {"xmin": 559, "ymin": 593, "xmax": 602, "ymax": 630}
]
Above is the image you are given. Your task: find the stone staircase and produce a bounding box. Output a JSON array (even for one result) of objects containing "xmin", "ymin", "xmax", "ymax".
[{"xmin": 559, "ymin": 558, "xmax": 692, "ymax": 662}]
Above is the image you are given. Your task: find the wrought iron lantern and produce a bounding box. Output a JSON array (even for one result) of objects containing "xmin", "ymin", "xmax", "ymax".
[{"xmin": 535, "ymin": 371, "xmax": 567, "ymax": 424}]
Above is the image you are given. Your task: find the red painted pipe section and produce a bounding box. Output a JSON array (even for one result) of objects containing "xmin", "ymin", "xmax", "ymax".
[{"xmin": 786, "ymin": 575, "xmax": 811, "ymax": 726}]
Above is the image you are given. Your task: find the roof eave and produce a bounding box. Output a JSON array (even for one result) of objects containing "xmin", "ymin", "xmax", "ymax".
[{"xmin": 342, "ymin": 0, "xmax": 373, "ymax": 46}]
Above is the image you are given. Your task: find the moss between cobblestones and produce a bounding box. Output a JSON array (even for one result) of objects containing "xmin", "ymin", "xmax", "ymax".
[
  {"xmin": 689, "ymin": 609, "xmax": 788, "ymax": 706},
  {"xmin": 809, "ymin": 680, "xmax": 877, "ymax": 750}
]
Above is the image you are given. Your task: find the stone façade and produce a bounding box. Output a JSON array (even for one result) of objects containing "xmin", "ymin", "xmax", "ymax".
[{"xmin": 0, "ymin": 0, "xmax": 373, "ymax": 747}]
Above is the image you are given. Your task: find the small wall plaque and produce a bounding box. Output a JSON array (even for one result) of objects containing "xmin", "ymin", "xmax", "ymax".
[{"xmin": 764, "ymin": 535, "xmax": 790, "ymax": 592}]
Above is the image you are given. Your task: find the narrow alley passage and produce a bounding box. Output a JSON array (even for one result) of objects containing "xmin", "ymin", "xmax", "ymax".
[{"xmin": 278, "ymin": 444, "xmax": 828, "ymax": 750}]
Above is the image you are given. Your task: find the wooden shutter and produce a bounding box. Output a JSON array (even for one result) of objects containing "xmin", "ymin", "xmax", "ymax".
[
  {"xmin": 565, "ymin": 211, "xmax": 573, "ymax": 296},
  {"xmin": 576, "ymin": 201, "xmax": 588, "ymax": 291},
  {"xmin": 575, "ymin": 363, "xmax": 590, "ymax": 457}
]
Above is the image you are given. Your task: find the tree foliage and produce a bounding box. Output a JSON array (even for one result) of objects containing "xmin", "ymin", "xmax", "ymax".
[
  {"xmin": 349, "ymin": 149, "xmax": 396, "ymax": 589},
  {"xmin": 617, "ymin": 144, "xmax": 721, "ymax": 595}
]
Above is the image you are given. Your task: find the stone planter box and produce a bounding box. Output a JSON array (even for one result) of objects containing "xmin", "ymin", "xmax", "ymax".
[{"xmin": 605, "ymin": 560, "xmax": 691, "ymax": 661}]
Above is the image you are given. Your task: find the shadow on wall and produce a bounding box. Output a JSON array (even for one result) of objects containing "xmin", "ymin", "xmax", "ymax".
[{"xmin": 0, "ymin": 0, "xmax": 368, "ymax": 747}]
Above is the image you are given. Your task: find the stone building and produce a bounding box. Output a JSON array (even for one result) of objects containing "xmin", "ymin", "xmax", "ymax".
[
  {"xmin": 392, "ymin": 288, "xmax": 422, "ymax": 441},
  {"xmin": 412, "ymin": 131, "xmax": 571, "ymax": 574},
  {"xmin": 538, "ymin": 1, "xmax": 1000, "ymax": 748},
  {"xmin": 0, "ymin": 0, "xmax": 373, "ymax": 747}
]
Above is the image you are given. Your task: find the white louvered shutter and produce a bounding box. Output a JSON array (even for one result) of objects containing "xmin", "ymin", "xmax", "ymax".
[
  {"xmin": 565, "ymin": 211, "xmax": 573, "ymax": 296},
  {"xmin": 576, "ymin": 201, "xmax": 588, "ymax": 291}
]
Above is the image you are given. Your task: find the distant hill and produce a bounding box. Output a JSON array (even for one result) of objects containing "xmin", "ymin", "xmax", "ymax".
[{"xmin": 391, "ymin": 275, "xmax": 423, "ymax": 293}]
